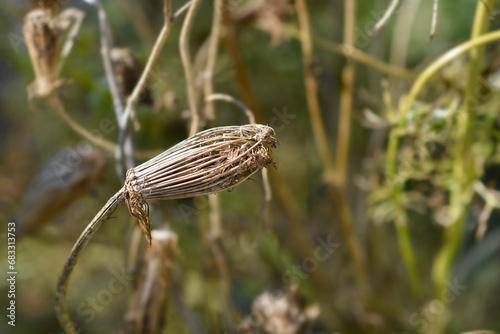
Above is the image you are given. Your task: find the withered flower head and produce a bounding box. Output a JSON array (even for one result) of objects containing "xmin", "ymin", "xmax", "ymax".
[
  {"xmin": 23, "ymin": 8, "xmax": 83, "ymax": 98},
  {"xmin": 24, "ymin": 9, "xmax": 62, "ymax": 97},
  {"xmin": 123, "ymin": 124, "xmax": 278, "ymax": 244},
  {"xmin": 111, "ymin": 48, "xmax": 153, "ymax": 105}
]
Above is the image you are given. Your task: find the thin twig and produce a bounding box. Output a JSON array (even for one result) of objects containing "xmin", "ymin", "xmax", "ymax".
[
  {"xmin": 117, "ymin": 0, "xmax": 194, "ymax": 169},
  {"xmin": 180, "ymin": 0, "xmax": 203, "ymax": 136},
  {"xmin": 222, "ymin": 2, "xmax": 264, "ymax": 123},
  {"xmin": 203, "ymin": 0, "xmax": 223, "ymax": 122},
  {"xmin": 337, "ymin": 0, "xmax": 356, "ymax": 188},
  {"xmin": 205, "ymin": 93, "xmax": 256, "ymax": 124},
  {"xmin": 54, "ymin": 9, "xmax": 85, "ymax": 76},
  {"xmin": 285, "ymin": 26, "xmax": 416, "ymax": 80},
  {"xmin": 295, "ymin": 0, "xmax": 368, "ymax": 290},
  {"xmin": 428, "ymin": 0, "xmax": 439, "ymax": 43},
  {"xmin": 47, "ymin": 93, "xmax": 116, "ymax": 152},
  {"xmin": 84, "ymin": 0, "xmax": 136, "ymax": 179},
  {"xmin": 368, "ymin": 0, "xmax": 399, "ymax": 36},
  {"xmin": 55, "ymin": 190, "xmax": 125, "ymax": 334}
]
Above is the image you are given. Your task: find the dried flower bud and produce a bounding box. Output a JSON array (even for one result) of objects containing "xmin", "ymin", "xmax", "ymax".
[
  {"xmin": 23, "ymin": 8, "xmax": 84, "ymax": 98},
  {"xmin": 111, "ymin": 48, "xmax": 153, "ymax": 105},
  {"xmin": 24, "ymin": 9, "xmax": 62, "ymax": 97},
  {"xmin": 123, "ymin": 124, "xmax": 278, "ymax": 244}
]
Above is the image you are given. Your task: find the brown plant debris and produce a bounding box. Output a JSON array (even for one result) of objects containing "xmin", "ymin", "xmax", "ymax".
[
  {"xmin": 23, "ymin": 8, "xmax": 83, "ymax": 98},
  {"xmin": 238, "ymin": 287, "xmax": 319, "ymax": 334},
  {"xmin": 123, "ymin": 124, "xmax": 278, "ymax": 244},
  {"xmin": 124, "ymin": 229, "xmax": 178, "ymax": 334},
  {"xmin": 111, "ymin": 47, "xmax": 153, "ymax": 105}
]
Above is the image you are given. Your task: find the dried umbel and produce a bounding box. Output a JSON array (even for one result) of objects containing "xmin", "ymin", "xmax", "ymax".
[
  {"xmin": 56, "ymin": 124, "xmax": 278, "ymax": 333},
  {"xmin": 24, "ymin": 8, "xmax": 84, "ymax": 98},
  {"xmin": 124, "ymin": 124, "xmax": 278, "ymax": 243},
  {"xmin": 111, "ymin": 47, "xmax": 153, "ymax": 105}
]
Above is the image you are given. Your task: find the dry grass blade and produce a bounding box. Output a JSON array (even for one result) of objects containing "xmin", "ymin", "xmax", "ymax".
[{"xmin": 56, "ymin": 124, "xmax": 278, "ymax": 333}]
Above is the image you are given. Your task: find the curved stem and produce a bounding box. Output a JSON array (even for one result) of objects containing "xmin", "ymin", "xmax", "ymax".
[
  {"xmin": 47, "ymin": 94, "xmax": 116, "ymax": 152},
  {"xmin": 55, "ymin": 189, "xmax": 125, "ymax": 334}
]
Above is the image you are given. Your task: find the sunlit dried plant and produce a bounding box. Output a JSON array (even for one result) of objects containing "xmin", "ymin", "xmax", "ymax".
[
  {"xmin": 23, "ymin": 8, "xmax": 84, "ymax": 98},
  {"xmin": 56, "ymin": 124, "xmax": 278, "ymax": 333}
]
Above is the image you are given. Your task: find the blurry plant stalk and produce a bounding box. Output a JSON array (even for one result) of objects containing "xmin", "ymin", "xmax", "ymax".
[{"xmin": 56, "ymin": 124, "xmax": 278, "ymax": 333}]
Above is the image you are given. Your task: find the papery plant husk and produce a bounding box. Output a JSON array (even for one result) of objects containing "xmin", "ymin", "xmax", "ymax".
[{"xmin": 123, "ymin": 124, "xmax": 278, "ymax": 244}]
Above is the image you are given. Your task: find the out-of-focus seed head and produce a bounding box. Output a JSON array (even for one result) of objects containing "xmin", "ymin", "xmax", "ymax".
[{"xmin": 24, "ymin": 9, "xmax": 62, "ymax": 97}]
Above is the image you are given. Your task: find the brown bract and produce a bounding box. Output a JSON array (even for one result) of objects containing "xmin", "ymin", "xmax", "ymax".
[{"xmin": 123, "ymin": 124, "xmax": 278, "ymax": 244}]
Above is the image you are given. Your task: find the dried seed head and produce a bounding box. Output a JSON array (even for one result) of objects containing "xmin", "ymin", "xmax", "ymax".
[
  {"xmin": 123, "ymin": 124, "xmax": 278, "ymax": 244},
  {"xmin": 24, "ymin": 9, "xmax": 62, "ymax": 97},
  {"xmin": 111, "ymin": 48, "xmax": 153, "ymax": 105}
]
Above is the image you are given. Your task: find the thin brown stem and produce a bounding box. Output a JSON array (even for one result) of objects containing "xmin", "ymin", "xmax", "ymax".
[
  {"xmin": 47, "ymin": 93, "xmax": 116, "ymax": 152},
  {"xmin": 203, "ymin": 0, "xmax": 222, "ymax": 122},
  {"xmin": 180, "ymin": 0, "xmax": 203, "ymax": 136},
  {"xmin": 117, "ymin": 0, "xmax": 193, "ymax": 163},
  {"xmin": 337, "ymin": 0, "xmax": 356, "ymax": 188},
  {"xmin": 55, "ymin": 189, "xmax": 125, "ymax": 334},
  {"xmin": 295, "ymin": 0, "xmax": 368, "ymax": 290}
]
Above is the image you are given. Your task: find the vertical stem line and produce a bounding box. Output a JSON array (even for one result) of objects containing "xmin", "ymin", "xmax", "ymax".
[
  {"xmin": 180, "ymin": 0, "xmax": 203, "ymax": 137},
  {"xmin": 337, "ymin": 0, "xmax": 356, "ymax": 187},
  {"xmin": 294, "ymin": 0, "xmax": 367, "ymax": 290}
]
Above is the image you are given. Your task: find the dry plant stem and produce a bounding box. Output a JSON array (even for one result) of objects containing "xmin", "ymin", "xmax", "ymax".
[
  {"xmin": 46, "ymin": 91, "xmax": 161, "ymax": 160},
  {"xmin": 117, "ymin": 0, "xmax": 193, "ymax": 164},
  {"xmin": 429, "ymin": 0, "xmax": 439, "ymax": 42},
  {"xmin": 222, "ymin": 4, "xmax": 264, "ymax": 123},
  {"xmin": 203, "ymin": 0, "xmax": 223, "ymax": 121},
  {"xmin": 86, "ymin": 0, "xmax": 135, "ymax": 178},
  {"xmin": 55, "ymin": 9, "xmax": 85, "ymax": 75},
  {"xmin": 180, "ymin": 0, "xmax": 203, "ymax": 136},
  {"xmin": 55, "ymin": 189, "xmax": 125, "ymax": 334},
  {"xmin": 431, "ymin": 0, "xmax": 498, "ymax": 295},
  {"xmin": 124, "ymin": 229, "xmax": 177, "ymax": 334},
  {"xmin": 284, "ymin": 27, "xmax": 416, "ymax": 80},
  {"xmin": 221, "ymin": 12, "xmax": 337, "ymax": 308},
  {"xmin": 337, "ymin": 0, "xmax": 356, "ymax": 188},
  {"xmin": 205, "ymin": 94, "xmax": 256, "ymax": 125},
  {"xmin": 46, "ymin": 93, "xmax": 116, "ymax": 152},
  {"xmin": 295, "ymin": 0, "xmax": 368, "ymax": 289},
  {"xmin": 369, "ymin": 0, "xmax": 399, "ymax": 36}
]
